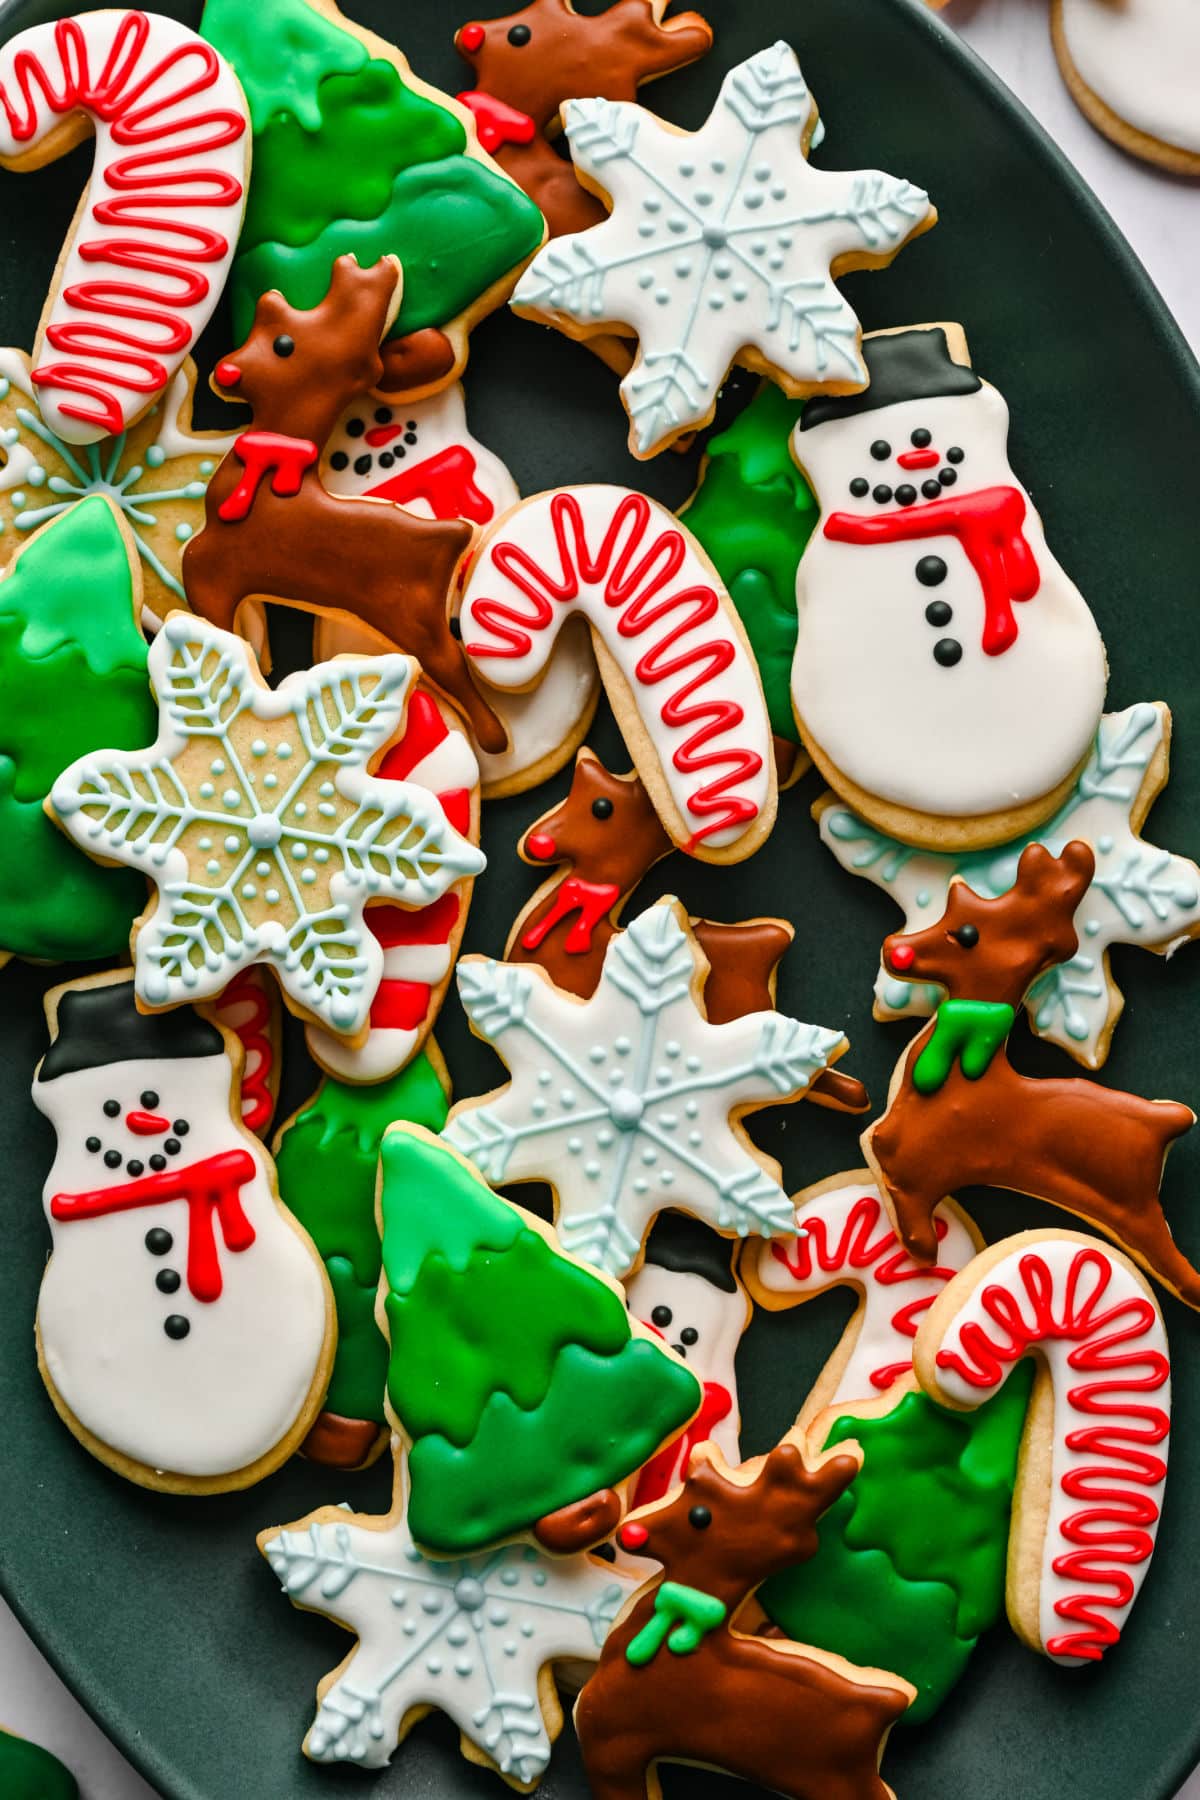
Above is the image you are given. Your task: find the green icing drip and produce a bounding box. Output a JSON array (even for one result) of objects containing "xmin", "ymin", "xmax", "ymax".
[
  {"xmin": 204, "ymin": 0, "xmax": 544, "ymax": 342},
  {"xmin": 912, "ymin": 998, "xmax": 1016, "ymax": 1094},
  {"xmin": 274, "ymin": 1057, "xmax": 449, "ymax": 1424},
  {"xmin": 0, "ymin": 1730, "xmax": 78, "ymax": 1800},
  {"xmin": 380, "ymin": 1128, "xmax": 701, "ymax": 1553},
  {"xmin": 681, "ymin": 383, "xmax": 814, "ymax": 742},
  {"xmin": 0, "ymin": 499, "xmax": 154, "ymax": 961},
  {"xmin": 758, "ymin": 1371, "xmax": 1031, "ymax": 1725}
]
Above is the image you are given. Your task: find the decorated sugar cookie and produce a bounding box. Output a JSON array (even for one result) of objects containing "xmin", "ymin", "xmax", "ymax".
[
  {"xmin": 0, "ymin": 1730, "xmax": 78, "ymax": 1800},
  {"xmin": 0, "ymin": 496, "xmax": 156, "ymax": 970},
  {"xmin": 262, "ymin": 1443, "xmax": 638, "ymax": 1783},
  {"xmin": 917, "ymin": 1230, "xmax": 1170, "ymax": 1663},
  {"xmin": 0, "ymin": 10, "xmax": 250, "ymax": 443},
  {"xmin": 0, "ymin": 353, "xmax": 232, "ymax": 625},
  {"xmin": 818, "ymin": 702, "xmax": 1200, "ymax": 1069},
  {"xmin": 791, "ymin": 325, "xmax": 1108, "ymax": 850},
  {"xmin": 863, "ymin": 841, "xmax": 1200, "ymax": 1309},
  {"xmin": 461, "ymin": 488, "xmax": 778, "ymax": 860},
  {"xmin": 512, "ymin": 40, "xmax": 934, "ymax": 457},
  {"xmin": 377, "ymin": 1125, "xmax": 701, "ymax": 1555},
  {"xmin": 745, "ymin": 1173, "xmax": 981, "ymax": 1426},
  {"xmin": 445, "ymin": 897, "xmax": 847, "ymax": 1278},
  {"xmin": 1052, "ymin": 1, "xmax": 1200, "ymax": 176},
  {"xmin": 201, "ymin": 0, "xmax": 546, "ymax": 393},
  {"xmin": 48, "ymin": 614, "xmax": 485, "ymax": 1041},
  {"xmin": 212, "ymin": 968, "xmax": 281, "ymax": 1138},
  {"xmin": 33, "ymin": 970, "xmax": 333, "ymax": 1493},
  {"xmin": 578, "ymin": 1437, "xmax": 914, "ymax": 1800}
]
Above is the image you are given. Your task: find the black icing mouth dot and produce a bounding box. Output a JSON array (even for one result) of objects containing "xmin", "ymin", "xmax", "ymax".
[
  {"xmin": 939, "ymin": 467, "xmax": 958, "ymax": 488},
  {"xmin": 680, "ymin": 1326, "xmax": 699, "ymax": 1347},
  {"xmin": 149, "ymin": 1155, "xmax": 167, "ymax": 1172},
  {"xmin": 947, "ymin": 446, "xmax": 964, "ymax": 464},
  {"xmin": 872, "ymin": 483, "xmax": 893, "ymax": 505},
  {"xmin": 895, "ymin": 485, "xmax": 917, "ymax": 507},
  {"xmin": 127, "ymin": 1159, "xmax": 144, "ymax": 1177},
  {"xmin": 173, "ymin": 1120, "xmax": 189, "ymax": 1136},
  {"xmin": 922, "ymin": 479, "xmax": 942, "ymax": 499},
  {"xmin": 330, "ymin": 409, "xmax": 421, "ymax": 483},
  {"xmin": 103, "ymin": 1150, "xmax": 121, "ymax": 1170},
  {"xmin": 164, "ymin": 1138, "xmax": 182, "ymax": 1157}
]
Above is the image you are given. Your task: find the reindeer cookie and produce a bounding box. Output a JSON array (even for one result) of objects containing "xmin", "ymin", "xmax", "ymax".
[
  {"xmin": 863, "ymin": 841, "xmax": 1200, "ymax": 1309},
  {"xmin": 791, "ymin": 325, "xmax": 1108, "ymax": 851},
  {"xmin": 33, "ymin": 969, "xmax": 333, "ymax": 1493},
  {"xmin": 917, "ymin": 1230, "xmax": 1171, "ymax": 1664},
  {"xmin": 577, "ymin": 1437, "xmax": 914, "ymax": 1800},
  {"xmin": 511, "ymin": 41, "xmax": 935, "ymax": 457},
  {"xmin": 461, "ymin": 489, "xmax": 778, "ymax": 860}
]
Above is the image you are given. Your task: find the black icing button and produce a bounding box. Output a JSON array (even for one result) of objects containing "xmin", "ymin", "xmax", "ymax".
[
  {"xmin": 145, "ymin": 1228, "xmax": 173, "ymax": 1256},
  {"xmin": 156, "ymin": 1269, "xmax": 181, "ymax": 1295},
  {"xmin": 934, "ymin": 638, "xmax": 963, "ymax": 667},
  {"xmin": 163, "ymin": 1315, "xmax": 190, "ymax": 1341},
  {"xmin": 916, "ymin": 555, "xmax": 947, "ymax": 587},
  {"xmin": 925, "ymin": 600, "xmax": 953, "ymax": 628}
]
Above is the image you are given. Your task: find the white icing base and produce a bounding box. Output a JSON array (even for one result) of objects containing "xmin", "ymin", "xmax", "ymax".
[{"xmin": 1061, "ymin": 0, "xmax": 1200, "ymax": 154}]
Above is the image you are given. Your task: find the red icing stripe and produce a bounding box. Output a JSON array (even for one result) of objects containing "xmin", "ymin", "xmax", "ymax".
[
  {"xmin": 369, "ymin": 890, "xmax": 460, "ymax": 949},
  {"xmin": 440, "ymin": 787, "xmax": 471, "ymax": 835},
  {"xmin": 377, "ymin": 688, "xmax": 447, "ymax": 780},
  {"xmin": 370, "ymin": 980, "xmax": 433, "ymax": 1030}
]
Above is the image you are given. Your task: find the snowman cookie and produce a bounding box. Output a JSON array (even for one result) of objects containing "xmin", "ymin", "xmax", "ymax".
[
  {"xmin": 790, "ymin": 324, "xmax": 1108, "ymax": 851},
  {"xmin": 33, "ymin": 969, "xmax": 334, "ymax": 1494}
]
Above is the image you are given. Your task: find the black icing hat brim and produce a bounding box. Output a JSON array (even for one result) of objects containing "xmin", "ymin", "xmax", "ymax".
[
  {"xmin": 799, "ymin": 327, "xmax": 981, "ymax": 431},
  {"xmin": 39, "ymin": 980, "xmax": 224, "ymax": 1082}
]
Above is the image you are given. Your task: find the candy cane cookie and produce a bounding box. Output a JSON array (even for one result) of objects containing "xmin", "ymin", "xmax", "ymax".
[
  {"xmin": 915, "ymin": 1229, "xmax": 1170, "ymax": 1664},
  {"xmin": 745, "ymin": 1172, "xmax": 981, "ymax": 1426},
  {"xmin": 0, "ymin": 10, "xmax": 250, "ymax": 443},
  {"xmin": 460, "ymin": 486, "xmax": 777, "ymax": 860}
]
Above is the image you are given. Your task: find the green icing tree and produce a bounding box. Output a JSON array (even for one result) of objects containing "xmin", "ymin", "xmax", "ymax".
[
  {"xmin": 0, "ymin": 1730, "xmax": 78, "ymax": 1800},
  {"xmin": 758, "ymin": 1368, "xmax": 1032, "ymax": 1724},
  {"xmin": 379, "ymin": 1125, "xmax": 701, "ymax": 1553},
  {"xmin": 202, "ymin": 0, "xmax": 545, "ymax": 344},
  {"xmin": 681, "ymin": 382, "xmax": 815, "ymax": 743},
  {"xmin": 0, "ymin": 498, "xmax": 154, "ymax": 963},
  {"xmin": 274, "ymin": 1053, "xmax": 450, "ymax": 1425}
]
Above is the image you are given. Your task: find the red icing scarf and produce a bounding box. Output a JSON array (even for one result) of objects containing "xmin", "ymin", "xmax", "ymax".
[
  {"xmin": 50, "ymin": 1147, "xmax": 258, "ymax": 1303},
  {"xmin": 822, "ymin": 484, "xmax": 1041, "ymax": 655},
  {"xmin": 632, "ymin": 1381, "xmax": 733, "ymax": 1509},
  {"xmin": 456, "ymin": 89, "xmax": 537, "ymax": 154},
  {"xmin": 217, "ymin": 430, "xmax": 319, "ymax": 522}
]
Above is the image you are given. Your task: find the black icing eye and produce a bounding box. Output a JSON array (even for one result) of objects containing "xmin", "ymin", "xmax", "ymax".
[
  {"xmin": 272, "ymin": 334, "xmax": 295, "ymax": 358},
  {"xmin": 346, "ymin": 417, "xmax": 365, "ymax": 439},
  {"xmin": 103, "ymin": 1099, "xmax": 120, "ymax": 1118},
  {"xmin": 680, "ymin": 1326, "xmax": 699, "ymax": 1347},
  {"xmin": 591, "ymin": 797, "xmax": 614, "ymax": 820},
  {"xmin": 870, "ymin": 439, "xmax": 891, "ymax": 462},
  {"xmin": 651, "ymin": 1304, "xmax": 673, "ymax": 1328},
  {"xmin": 946, "ymin": 446, "xmax": 964, "ymax": 464},
  {"xmin": 140, "ymin": 1090, "xmax": 159, "ymax": 1109},
  {"xmin": 688, "ymin": 1505, "xmax": 712, "ymax": 1530},
  {"xmin": 849, "ymin": 477, "xmax": 869, "ymax": 498},
  {"xmin": 507, "ymin": 22, "xmax": 531, "ymax": 44},
  {"xmin": 951, "ymin": 923, "xmax": 980, "ymax": 948},
  {"xmin": 374, "ymin": 406, "xmax": 392, "ymax": 425},
  {"xmin": 911, "ymin": 427, "xmax": 931, "ymax": 448}
]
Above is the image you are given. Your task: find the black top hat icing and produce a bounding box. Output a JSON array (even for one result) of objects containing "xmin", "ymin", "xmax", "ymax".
[
  {"xmin": 799, "ymin": 327, "xmax": 981, "ymax": 432},
  {"xmin": 642, "ymin": 1211, "xmax": 738, "ymax": 1292},
  {"xmin": 39, "ymin": 979, "xmax": 223, "ymax": 1082}
]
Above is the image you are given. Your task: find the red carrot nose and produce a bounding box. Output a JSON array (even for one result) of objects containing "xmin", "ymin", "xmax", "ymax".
[
  {"xmin": 215, "ymin": 360, "xmax": 241, "ymax": 388},
  {"xmin": 619, "ymin": 1522, "xmax": 650, "ymax": 1552},
  {"xmin": 526, "ymin": 831, "xmax": 557, "ymax": 861},
  {"xmin": 126, "ymin": 1110, "xmax": 170, "ymax": 1136},
  {"xmin": 458, "ymin": 22, "xmax": 485, "ymax": 50},
  {"xmin": 898, "ymin": 448, "xmax": 938, "ymax": 470},
  {"xmin": 365, "ymin": 423, "xmax": 406, "ymax": 447},
  {"xmin": 888, "ymin": 942, "xmax": 916, "ymax": 972}
]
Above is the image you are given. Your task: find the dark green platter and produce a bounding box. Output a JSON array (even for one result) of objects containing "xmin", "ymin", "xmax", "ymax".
[{"xmin": 3, "ymin": 0, "xmax": 1200, "ymax": 1795}]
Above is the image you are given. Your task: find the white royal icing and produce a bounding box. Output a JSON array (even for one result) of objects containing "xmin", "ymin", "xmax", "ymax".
[
  {"xmin": 792, "ymin": 383, "xmax": 1107, "ymax": 819},
  {"xmin": 1060, "ymin": 0, "xmax": 1200, "ymax": 155},
  {"xmin": 34, "ymin": 1027, "xmax": 327, "ymax": 1479},
  {"xmin": 444, "ymin": 897, "xmax": 844, "ymax": 1279},
  {"xmin": 461, "ymin": 485, "xmax": 774, "ymax": 855},
  {"xmin": 926, "ymin": 1234, "xmax": 1170, "ymax": 1664},
  {"xmin": 626, "ymin": 1259, "xmax": 748, "ymax": 1474},
  {"xmin": 0, "ymin": 11, "xmax": 250, "ymax": 443},
  {"xmin": 512, "ymin": 41, "xmax": 932, "ymax": 455}
]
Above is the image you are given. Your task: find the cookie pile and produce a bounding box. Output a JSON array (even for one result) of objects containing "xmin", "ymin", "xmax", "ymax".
[{"xmin": 0, "ymin": 4, "xmax": 1194, "ymax": 1796}]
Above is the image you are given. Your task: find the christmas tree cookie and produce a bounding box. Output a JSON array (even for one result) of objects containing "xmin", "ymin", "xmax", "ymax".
[
  {"xmin": 0, "ymin": 496, "xmax": 155, "ymax": 968},
  {"xmin": 201, "ymin": 0, "xmax": 546, "ymax": 394},
  {"xmin": 377, "ymin": 1125, "xmax": 702, "ymax": 1555},
  {"xmin": 0, "ymin": 1729, "xmax": 78, "ymax": 1800},
  {"xmin": 273, "ymin": 1050, "xmax": 451, "ymax": 1470}
]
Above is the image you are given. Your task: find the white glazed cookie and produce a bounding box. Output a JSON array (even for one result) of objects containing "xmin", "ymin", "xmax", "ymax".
[
  {"xmin": 0, "ymin": 10, "xmax": 250, "ymax": 443},
  {"xmin": 916, "ymin": 1229, "xmax": 1170, "ymax": 1665},
  {"xmin": 1052, "ymin": 0, "xmax": 1200, "ymax": 176},
  {"xmin": 33, "ymin": 969, "xmax": 332, "ymax": 1493},
  {"xmin": 790, "ymin": 324, "xmax": 1108, "ymax": 850},
  {"xmin": 511, "ymin": 40, "xmax": 935, "ymax": 457}
]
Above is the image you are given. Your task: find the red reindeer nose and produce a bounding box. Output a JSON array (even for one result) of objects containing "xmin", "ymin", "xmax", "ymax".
[
  {"xmin": 526, "ymin": 831, "xmax": 558, "ymax": 861},
  {"xmin": 126, "ymin": 1110, "xmax": 170, "ymax": 1136},
  {"xmin": 887, "ymin": 942, "xmax": 916, "ymax": 972},
  {"xmin": 215, "ymin": 360, "xmax": 241, "ymax": 388},
  {"xmin": 458, "ymin": 22, "xmax": 485, "ymax": 50},
  {"xmin": 618, "ymin": 1522, "xmax": 650, "ymax": 1552},
  {"xmin": 897, "ymin": 448, "xmax": 938, "ymax": 470}
]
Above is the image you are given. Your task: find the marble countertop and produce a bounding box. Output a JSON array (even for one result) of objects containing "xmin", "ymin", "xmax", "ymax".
[{"xmin": 2, "ymin": 1, "xmax": 1197, "ymax": 1795}]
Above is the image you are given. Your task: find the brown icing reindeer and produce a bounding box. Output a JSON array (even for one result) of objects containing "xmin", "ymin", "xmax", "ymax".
[
  {"xmin": 575, "ymin": 1438, "xmax": 913, "ymax": 1800},
  {"xmin": 182, "ymin": 254, "xmax": 507, "ymax": 753},
  {"xmin": 454, "ymin": 0, "xmax": 713, "ymax": 238},
  {"xmin": 864, "ymin": 840, "xmax": 1200, "ymax": 1309},
  {"xmin": 509, "ymin": 748, "xmax": 869, "ymax": 1113}
]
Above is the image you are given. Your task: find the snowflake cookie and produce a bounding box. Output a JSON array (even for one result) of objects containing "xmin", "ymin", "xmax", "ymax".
[
  {"xmin": 49, "ymin": 617, "xmax": 485, "ymax": 1040},
  {"xmin": 511, "ymin": 40, "xmax": 935, "ymax": 456},
  {"xmin": 817, "ymin": 703, "xmax": 1200, "ymax": 1069},
  {"xmin": 261, "ymin": 1447, "xmax": 637, "ymax": 1786},
  {"xmin": 443, "ymin": 896, "xmax": 847, "ymax": 1278}
]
